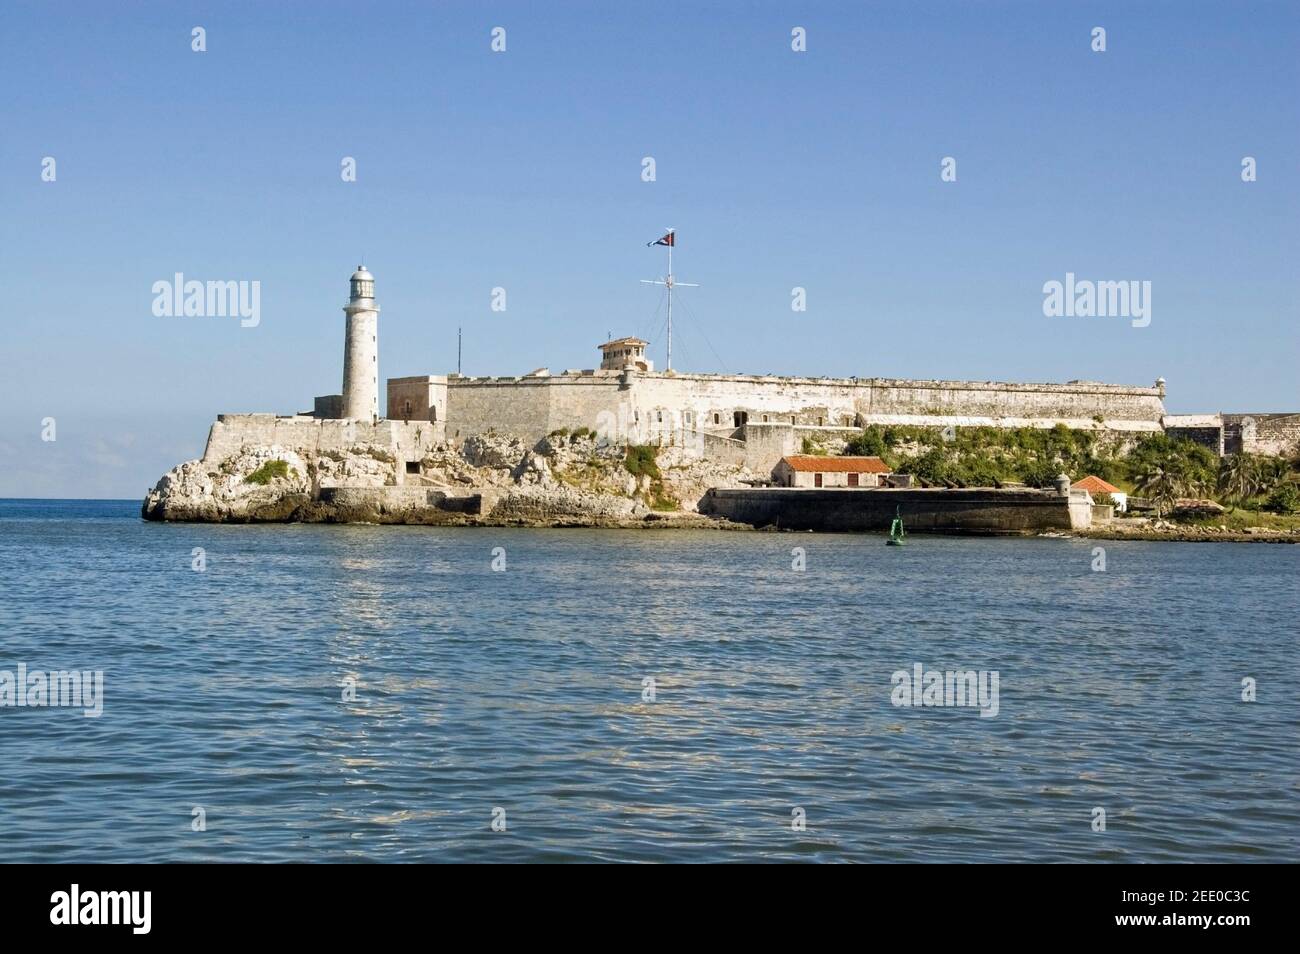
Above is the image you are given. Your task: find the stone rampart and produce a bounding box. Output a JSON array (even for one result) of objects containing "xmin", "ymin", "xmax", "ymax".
[
  {"xmin": 436, "ymin": 371, "xmax": 1167, "ymax": 451},
  {"xmin": 202, "ymin": 415, "xmax": 445, "ymax": 478}
]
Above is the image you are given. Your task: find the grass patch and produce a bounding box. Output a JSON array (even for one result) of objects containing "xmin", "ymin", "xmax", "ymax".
[
  {"xmin": 245, "ymin": 459, "xmax": 295, "ymax": 485},
  {"xmin": 649, "ymin": 492, "xmax": 680, "ymax": 512}
]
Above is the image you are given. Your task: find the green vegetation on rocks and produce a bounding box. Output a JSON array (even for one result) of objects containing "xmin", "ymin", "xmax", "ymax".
[
  {"xmin": 244, "ymin": 459, "xmax": 295, "ymax": 485},
  {"xmin": 625, "ymin": 445, "xmax": 678, "ymax": 511},
  {"xmin": 624, "ymin": 445, "xmax": 661, "ymax": 480}
]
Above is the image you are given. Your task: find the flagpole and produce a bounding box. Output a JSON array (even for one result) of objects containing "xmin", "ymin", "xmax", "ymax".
[
  {"xmin": 666, "ymin": 231, "xmax": 673, "ymax": 372},
  {"xmin": 641, "ymin": 228, "xmax": 695, "ymax": 374}
]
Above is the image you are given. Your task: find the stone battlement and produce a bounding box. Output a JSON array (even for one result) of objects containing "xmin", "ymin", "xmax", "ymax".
[
  {"xmin": 204, "ymin": 414, "xmax": 444, "ymax": 478},
  {"xmin": 427, "ymin": 368, "xmax": 1168, "ymax": 456}
]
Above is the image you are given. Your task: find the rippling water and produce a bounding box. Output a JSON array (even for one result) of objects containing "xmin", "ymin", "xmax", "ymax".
[{"xmin": 1, "ymin": 498, "xmax": 1296, "ymax": 862}]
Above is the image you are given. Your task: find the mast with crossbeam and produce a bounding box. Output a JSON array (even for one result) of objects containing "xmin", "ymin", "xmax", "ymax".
[{"xmin": 641, "ymin": 228, "xmax": 698, "ymax": 372}]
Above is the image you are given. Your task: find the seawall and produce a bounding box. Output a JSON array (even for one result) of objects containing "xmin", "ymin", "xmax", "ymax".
[{"xmin": 699, "ymin": 487, "xmax": 1089, "ymax": 534}]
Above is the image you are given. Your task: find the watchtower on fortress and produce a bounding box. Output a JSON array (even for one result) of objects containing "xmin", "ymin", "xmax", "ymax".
[{"xmin": 599, "ymin": 337, "xmax": 653, "ymax": 372}]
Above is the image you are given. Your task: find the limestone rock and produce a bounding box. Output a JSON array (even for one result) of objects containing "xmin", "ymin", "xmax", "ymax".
[
  {"xmin": 513, "ymin": 449, "xmax": 552, "ymax": 484},
  {"xmin": 488, "ymin": 484, "xmax": 646, "ymax": 522},
  {"xmin": 142, "ymin": 425, "xmax": 755, "ymax": 525},
  {"xmin": 315, "ymin": 445, "xmax": 394, "ymax": 488},
  {"xmin": 461, "ymin": 433, "xmax": 526, "ymax": 470},
  {"xmin": 143, "ymin": 445, "xmax": 310, "ymax": 521}
]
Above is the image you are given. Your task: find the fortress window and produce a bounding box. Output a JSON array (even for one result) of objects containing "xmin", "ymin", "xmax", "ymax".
[
  {"xmin": 814, "ymin": 473, "xmax": 823, "ymax": 487},
  {"xmin": 430, "ymin": 407, "xmax": 437, "ymax": 422},
  {"xmin": 684, "ymin": 411, "xmax": 693, "ymax": 425},
  {"xmin": 763, "ymin": 415, "xmax": 769, "ymax": 423},
  {"xmin": 656, "ymin": 411, "xmax": 662, "ymax": 423},
  {"xmin": 405, "ymin": 461, "xmax": 419, "ymax": 474},
  {"xmin": 713, "ymin": 413, "xmax": 720, "ymax": 425}
]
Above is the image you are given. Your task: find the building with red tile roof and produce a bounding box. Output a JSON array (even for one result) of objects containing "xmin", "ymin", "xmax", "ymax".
[
  {"xmin": 1071, "ymin": 475, "xmax": 1127, "ymax": 511},
  {"xmin": 774, "ymin": 455, "xmax": 892, "ymax": 488}
]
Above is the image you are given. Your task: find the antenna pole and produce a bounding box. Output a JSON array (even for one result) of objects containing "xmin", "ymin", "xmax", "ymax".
[{"xmin": 457, "ymin": 326, "xmax": 462, "ymax": 376}]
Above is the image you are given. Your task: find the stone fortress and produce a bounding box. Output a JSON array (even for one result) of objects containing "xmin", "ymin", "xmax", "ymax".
[{"xmin": 197, "ymin": 266, "xmax": 1295, "ymax": 487}]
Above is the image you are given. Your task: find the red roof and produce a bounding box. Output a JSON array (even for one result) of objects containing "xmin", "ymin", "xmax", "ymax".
[
  {"xmin": 1071, "ymin": 475, "xmax": 1121, "ymax": 494},
  {"xmin": 781, "ymin": 455, "xmax": 891, "ymax": 474}
]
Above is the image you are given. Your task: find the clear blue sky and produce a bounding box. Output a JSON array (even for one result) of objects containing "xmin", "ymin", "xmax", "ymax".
[{"xmin": 2, "ymin": 1, "xmax": 1296, "ymax": 498}]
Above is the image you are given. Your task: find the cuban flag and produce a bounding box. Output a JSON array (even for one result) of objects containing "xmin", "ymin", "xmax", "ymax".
[{"xmin": 647, "ymin": 231, "xmax": 675, "ymax": 247}]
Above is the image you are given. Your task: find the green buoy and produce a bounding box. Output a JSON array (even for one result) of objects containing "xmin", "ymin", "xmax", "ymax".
[{"xmin": 887, "ymin": 506, "xmax": 906, "ymax": 546}]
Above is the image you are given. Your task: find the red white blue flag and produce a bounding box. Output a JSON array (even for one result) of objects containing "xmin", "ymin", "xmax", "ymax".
[{"xmin": 647, "ymin": 231, "xmax": 675, "ymax": 247}]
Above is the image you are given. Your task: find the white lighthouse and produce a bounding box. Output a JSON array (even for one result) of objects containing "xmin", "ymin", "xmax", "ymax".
[{"xmin": 341, "ymin": 265, "xmax": 379, "ymax": 421}]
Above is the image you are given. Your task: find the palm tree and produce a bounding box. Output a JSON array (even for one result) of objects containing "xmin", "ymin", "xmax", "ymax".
[
  {"xmin": 1136, "ymin": 465, "xmax": 1183, "ymax": 517},
  {"xmin": 1217, "ymin": 453, "xmax": 1259, "ymax": 508},
  {"xmin": 1255, "ymin": 456, "xmax": 1288, "ymax": 497}
]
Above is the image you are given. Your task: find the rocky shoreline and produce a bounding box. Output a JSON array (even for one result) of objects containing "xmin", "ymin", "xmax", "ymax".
[
  {"xmin": 142, "ymin": 431, "xmax": 761, "ymax": 529},
  {"xmin": 142, "ymin": 430, "xmax": 1298, "ymax": 540},
  {"xmin": 1076, "ymin": 523, "xmax": 1299, "ymax": 544}
]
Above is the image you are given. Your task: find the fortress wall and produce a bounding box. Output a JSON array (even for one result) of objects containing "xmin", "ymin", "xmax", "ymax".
[
  {"xmin": 386, "ymin": 376, "xmax": 448, "ymax": 425},
  {"xmin": 630, "ymin": 374, "xmax": 1165, "ymax": 433},
  {"xmin": 739, "ymin": 423, "xmax": 799, "ymax": 471},
  {"xmin": 431, "ymin": 371, "xmax": 1166, "ymax": 452},
  {"xmin": 546, "ymin": 376, "xmax": 627, "ymax": 435},
  {"xmin": 864, "ymin": 379, "xmax": 1165, "ymax": 422},
  {"xmin": 700, "ymin": 432, "xmax": 748, "ymax": 467},
  {"xmin": 445, "ymin": 379, "xmax": 564, "ymax": 440},
  {"xmin": 202, "ymin": 415, "xmax": 443, "ymax": 467},
  {"xmin": 1223, "ymin": 413, "xmax": 1300, "ymax": 456},
  {"xmin": 444, "ymin": 375, "xmax": 627, "ymax": 442},
  {"xmin": 631, "ymin": 374, "xmax": 860, "ymax": 428},
  {"xmin": 1164, "ymin": 414, "xmax": 1225, "ymax": 455}
]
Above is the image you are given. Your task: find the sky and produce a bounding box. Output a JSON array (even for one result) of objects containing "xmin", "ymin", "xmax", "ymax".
[{"xmin": 2, "ymin": 0, "xmax": 1296, "ymax": 498}]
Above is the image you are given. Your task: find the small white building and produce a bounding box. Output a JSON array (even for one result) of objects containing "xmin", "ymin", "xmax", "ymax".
[
  {"xmin": 773, "ymin": 455, "xmax": 892, "ymax": 488},
  {"xmin": 1072, "ymin": 475, "xmax": 1127, "ymax": 512}
]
